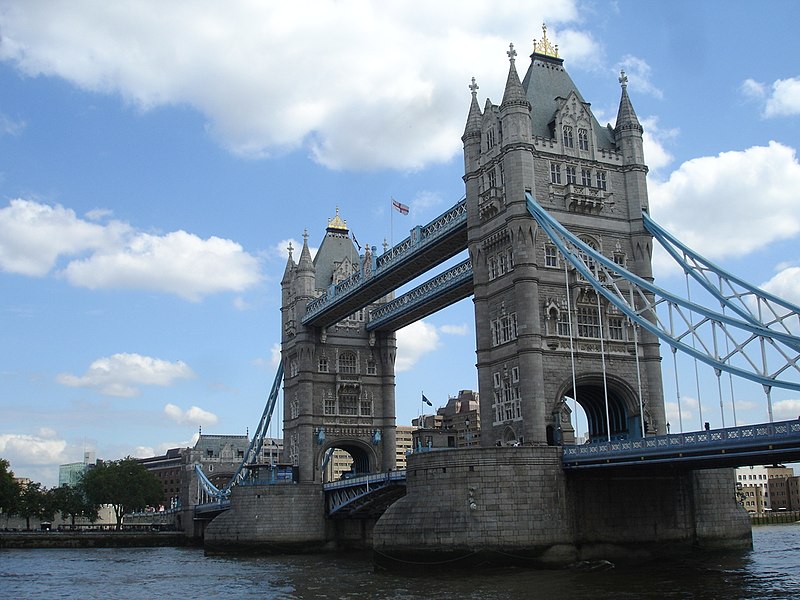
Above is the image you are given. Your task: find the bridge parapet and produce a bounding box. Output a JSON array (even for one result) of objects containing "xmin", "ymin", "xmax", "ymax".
[{"xmin": 563, "ymin": 418, "xmax": 800, "ymax": 469}]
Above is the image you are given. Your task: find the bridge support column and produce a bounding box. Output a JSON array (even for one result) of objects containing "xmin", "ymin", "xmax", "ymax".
[
  {"xmin": 373, "ymin": 448, "xmax": 751, "ymax": 570},
  {"xmin": 204, "ymin": 483, "xmax": 329, "ymax": 553}
]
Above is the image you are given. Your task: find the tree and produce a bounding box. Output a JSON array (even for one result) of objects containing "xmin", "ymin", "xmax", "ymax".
[
  {"xmin": 49, "ymin": 483, "xmax": 99, "ymax": 526},
  {"xmin": 16, "ymin": 481, "xmax": 53, "ymax": 531},
  {"xmin": 82, "ymin": 457, "xmax": 162, "ymax": 530},
  {"xmin": 0, "ymin": 458, "xmax": 21, "ymax": 524}
]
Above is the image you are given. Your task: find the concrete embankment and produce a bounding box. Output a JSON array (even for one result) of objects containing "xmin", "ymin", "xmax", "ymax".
[{"xmin": 0, "ymin": 531, "xmax": 192, "ymax": 549}]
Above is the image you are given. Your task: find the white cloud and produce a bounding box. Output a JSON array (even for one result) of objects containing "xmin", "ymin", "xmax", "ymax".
[
  {"xmin": 761, "ymin": 266, "xmax": 800, "ymax": 307},
  {"xmin": 0, "ymin": 432, "xmax": 68, "ymax": 466},
  {"xmin": 164, "ymin": 403, "xmax": 218, "ymax": 426},
  {"xmin": 0, "ymin": 199, "xmax": 262, "ymax": 300},
  {"xmin": 62, "ymin": 229, "xmax": 262, "ymax": 301},
  {"xmin": 396, "ymin": 320, "xmax": 441, "ymax": 372},
  {"xmin": 617, "ymin": 55, "xmax": 663, "ymax": 99},
  {"xmin": 269, "ymin": 343, "xmax": 282, "ymax": 368},
  {"xmin": 649, "ymin": 142, "xmax": 800, "ymax": 263},
  {"xmin": 640, "ymin": 116, "xmax": 677, "ymax": 176},
  {"xmin": 741, "ymin": 76, "xmax": 800, "ymax": 118},
  {"xmin": 0, "ymin": 199, "xmax": 123, "ymax": 276},
  {"xmin": 56, "ymin": 352, "xmax": 195, "ymax": 397},
  {"xmin": 0, "ymin": 1, "xmax": 588, "ymax": 170},
  {"xmin": 130, "ymin": 432, "xmax": 200, "ymax": 459},
  {"xmin": 0, "ymin": 113, "xmax": 26, "ymax": 136},
  {"xmin": 440, "ymin": 324, "xmax": 469, "ymax": 335},
  {"xmin": 773, "ymin": 399, "xmax": 800, "ymax": 421}
]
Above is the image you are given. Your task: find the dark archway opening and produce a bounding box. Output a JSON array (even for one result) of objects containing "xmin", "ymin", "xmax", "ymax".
[
  {"xmin": 321, "ymin": 443, "xmax": 372, "ymax": 483},
  {"xmin": 565, "ymin": 382, "xmax": 632, "ymax": 442}
]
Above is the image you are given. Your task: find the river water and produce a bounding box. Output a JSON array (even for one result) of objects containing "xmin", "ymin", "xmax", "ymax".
[{"xmin": 1, "ymin": 525, "xmax": 799, "ymax": 599}]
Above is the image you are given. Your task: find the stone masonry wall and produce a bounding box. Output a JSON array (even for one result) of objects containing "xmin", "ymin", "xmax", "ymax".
[{"xmin": 204, "ymin": 483, "xmax": 329, "ymax": 553}]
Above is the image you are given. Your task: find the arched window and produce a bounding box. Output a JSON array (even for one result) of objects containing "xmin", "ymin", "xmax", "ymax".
[
  {"xmin": 562, "ymin": 125, "xmax": 574, "ymax": 148},
  {"xmin": 338, "ymin": 352, "xmax": 357, "ymax": 374},
  {"xmin": 578, "ymin": 128, "xmax": 589, "ymax": 151}
]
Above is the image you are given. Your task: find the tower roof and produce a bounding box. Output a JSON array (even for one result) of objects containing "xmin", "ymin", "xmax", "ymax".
[
  {"xmin": 520, "ymin": 26, "xmax": 616, "ymax": 150},
  {"xmin": 500, "ymin": 43, "xmax": 529, "ymax": 109},
  {"xmin": 463, "ymin": 77, "xmax": 483, "ymax": 136},
  {"xmin": 314, "ymin": 209, "xmax": 360, "ymax": 289}
]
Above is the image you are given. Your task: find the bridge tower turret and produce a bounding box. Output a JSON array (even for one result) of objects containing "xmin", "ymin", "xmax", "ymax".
[
  {"xmin": 466, "ymin": 28, "xmax": 666, "ymax": 447},
  {"xmin": 281, "ymin": 210, "xmax": 397, "ymax": 484}
]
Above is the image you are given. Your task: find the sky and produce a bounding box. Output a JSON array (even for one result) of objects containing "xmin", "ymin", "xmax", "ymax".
[{"xmin": 1, "ymin": 1, "xmax": 799, "ymax": 487}]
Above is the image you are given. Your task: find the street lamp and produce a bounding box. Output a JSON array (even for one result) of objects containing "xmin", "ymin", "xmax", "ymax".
[{"xmin": 464, "ymin": 417, "xmax": 471, "ymax": 446}]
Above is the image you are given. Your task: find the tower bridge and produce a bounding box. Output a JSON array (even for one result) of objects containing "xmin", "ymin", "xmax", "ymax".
[{"xmin": 202, "ymin": 29, "xmax": 800, "ymax": 567}]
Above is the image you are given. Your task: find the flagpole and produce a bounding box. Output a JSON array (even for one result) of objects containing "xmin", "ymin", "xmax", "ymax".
[{"xmin": 390, "ymin": 197, "xmax": 394, "ymax": 247}]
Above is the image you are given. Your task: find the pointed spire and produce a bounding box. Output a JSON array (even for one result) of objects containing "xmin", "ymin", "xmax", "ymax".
[
  {"xmin": 463, "ymin": 76, "xmax": 483, "ymax": 137},
  {"xmin": 281, "ymin": 240, "xmax": 296, "ymax": 285},
  {"xmin": 298, "ymin": 228, "xmax": 313, "ymax": 271},
  {"xmin": 614, "ymin": 69, "xmax": 643, "ymax": 134},
  {"xmin": 501, "ymin": 42, "xmax": 529, "ymax": 109}
]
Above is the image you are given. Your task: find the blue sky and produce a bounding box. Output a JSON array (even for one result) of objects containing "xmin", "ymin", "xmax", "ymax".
[{"xmin": 1, "ymin": 1, "xmax": 799, "ymax": 486}]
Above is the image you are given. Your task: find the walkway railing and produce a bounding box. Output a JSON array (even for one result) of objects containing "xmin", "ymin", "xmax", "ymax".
[{"xmin": 562, "ymin": 418, "xmax": 800, "ymax": 469}]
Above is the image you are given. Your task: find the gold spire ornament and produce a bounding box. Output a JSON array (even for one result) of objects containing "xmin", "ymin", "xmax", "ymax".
[
  {"xmin": 327, "ymin": 207, "xmax": 348, "ymax": 232},
  {"xmin": 533, "ymin": 23, "xmax": 559, "ymax": 58}
]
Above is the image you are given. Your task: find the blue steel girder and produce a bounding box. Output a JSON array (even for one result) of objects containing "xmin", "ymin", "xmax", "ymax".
[
  {"xmin": 525, "ymin": 193, "xmax": 800, "ymax": 393},
  {"xmin": 302, "ymin": 200, "xmax": 468, "ymax": 328},
  {"xmin": 366, "ymin": 259, "xmax": 474, "ymax": 332},
  {"xmin": 562, "ymin": 418, "xmax": 800, "ymax": 470},
  {"xmin": 323, "ymin": 470, "xmax": 407, "ymax": 517},
  {"xmin": 643, "ymin": 211, "xmax": 800, "ymax": 346}
]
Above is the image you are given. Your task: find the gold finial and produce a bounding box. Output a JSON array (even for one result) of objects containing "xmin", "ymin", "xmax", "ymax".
[
  {"xmin": 326, "ymin": 206, "xmax": 348, "ymax": 232},
  {"xmin": 533, "ymin": 23, "xmax": 559, "ymax": 58}
]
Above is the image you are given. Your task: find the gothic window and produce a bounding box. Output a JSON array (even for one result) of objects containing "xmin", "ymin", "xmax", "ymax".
[
  {"xmin": 511, "ymin": 366, "xmax": 520, "ymax": 383},
  {"xmin": 613, "ymin": 252, "xmax": 626, "ymax": 267},
  {"xmin": 498, "ymin": 252, "xmax": 508, "ymax": 275},
  {"xmin": 507, "ymin": 248, "xmax": 514, "ymax": 270},
  {"xmin": 291, "ymin": 394, "xmax": 300, "ymax": 419},
  {"xmin": 487, "ymin": 168, "xmax": 497, "ymax": 189},
  {"xmin": 360, "ymin": 398, "xmax": 373, "ymax": 416},
  {"xmin": 608, "ymin": 316, "xmax": 625, "ymax": 341},
  {"xmin": 578, "ymin": 128, "xmax": 589, "ymax": 151},
  {"xmin": 493, "ymin": 381, "xmax": 521, "ymax": 424},
  {"xmin": 577, "ymin": 306, "xmax": 601, "ymax": 338},
  {"xmin": 566, "ymin": 165, "xmax": 577, "ymax": 184},
  {"xmin": 562, "ymin": 125, "xmax": 574, "ymax": 149},
  {"xmin": 596, "ymin": 170, "xmax": 607, "ymax": 190},
  {"xmin": 493, "ymin": 372, "xmax": 501, "ymax": 388},
  {"xmin": 581, "ymin": 168, "xmax": 591, "ymax": 187},
  {"xmin": 550, "ymin": 162, "xmax": 562, "ymax": 184},
  {"xmin": 557, "ymin": 310, "xmax": 572, "ymax": 336},
  {"xmin": 339, "ymin": 394, "xmax": 358, "ymax": 415},
  {"xmin": 491, "ymin": 313, "xmax": 518, "ymax": 346},
  {"xmin": 324, "ymin": 396, "xmax": 336, "ymax": 415},
  {"xmin": 339, "ymin": 351, "xmax": 357, "ymax": 374},
  {"xmin": 545, "ymin": 244, "xmax": 558, "ymax": 268},
  {"xmin": 486, "ymin": 127, "xmax": 496, "ymax": 150},
  {"xmin": 488, "ymin": 257, "xmax": 497, "ymax": 280},
  {"xmin": 318, "ymin": 356, "xmax": 329, "ymax": 373},
  {"xmin": 289, "ymin": 358, "xmax": 298, "ymax": 378},
  {"xmin": 366, "ymin": 359, "xmax": 377, "ymax": 375}
]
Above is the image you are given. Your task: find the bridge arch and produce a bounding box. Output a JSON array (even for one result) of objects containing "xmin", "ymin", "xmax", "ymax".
[
  {"xmin": 318, "ymin": 438, "xmax": 378, "ymax": 483},
  {"xmin": 555, "ymin": 374, "xmax": 642, "ymax": 443}
]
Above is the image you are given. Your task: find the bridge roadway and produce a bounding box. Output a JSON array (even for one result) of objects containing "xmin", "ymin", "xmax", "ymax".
[{"xmin": 302, "ymin": 200, "xmax": 467, "ymax": 328}]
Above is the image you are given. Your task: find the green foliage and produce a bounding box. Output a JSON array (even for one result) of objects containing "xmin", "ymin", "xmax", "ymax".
[
  {"xmin": 82, "ymin": 457, "xmax": 162, "ymax": 529},
  {"xmin": 16, "ymin": 481, "xmax": 53, "ymax": 530},
  {"xmin": 0, "ymin": 458, "xmax": 20, "ymax": 515},
  {"xmin": 49, "ymin": 483, "xmax": 99, "ymax": 525}
]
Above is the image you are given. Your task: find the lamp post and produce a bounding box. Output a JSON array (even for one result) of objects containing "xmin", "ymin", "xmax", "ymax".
[{"xmin": 464, "ymin": 417, "xmax": 471, "ymax": 446}]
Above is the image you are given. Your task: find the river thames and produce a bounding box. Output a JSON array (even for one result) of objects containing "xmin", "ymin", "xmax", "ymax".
[{"xmin": 1, "ymin": 525, "xmax": 798, "ymax": 599}]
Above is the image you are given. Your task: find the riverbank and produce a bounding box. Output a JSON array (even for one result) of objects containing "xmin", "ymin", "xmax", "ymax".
[
  {"xmin": 750, "ymin": 510, "xmax": 800, "ymax": 525},
  {"xmin": 0, "ymin": 531, "xmax": 193, "ymax": 549}
]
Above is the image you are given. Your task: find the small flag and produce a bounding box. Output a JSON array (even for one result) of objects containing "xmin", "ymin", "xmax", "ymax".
[
  {"xmin": 392, "ymin": 198, "xmax": 409, "ymax": 215},
  {"xmin": 422, "ymin": 393, "xmax": 433, "ymax": 407},
  {"xmin": 351, "ymin": 232, "xmax": 362, "ymax": 251}
]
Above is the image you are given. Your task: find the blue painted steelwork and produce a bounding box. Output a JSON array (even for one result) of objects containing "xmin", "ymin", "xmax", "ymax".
[
  {"xmin": 643, "ymin": 211, "xmax": 800, "ymax": 344},
  {"xmin": 302, "ymin": 199, "xmax": 467, "ymax": 327},
  {"xmin": 366, "ymin": 258, "xmax": 473, "ymax": 331},
  {"xmin": 194, "ymin": 363, "xmax": 284, "ymax": 504},
  {"xmin": 562, "ymin": 418, "xmax": 800, "ymax": 469},
  {"xmin": 323, "ymin": 470, "xmax": 407, "ymax": 516},
  {"xmin": 525, "ymin": 192, "xmax": 800, "ymax": 392}
]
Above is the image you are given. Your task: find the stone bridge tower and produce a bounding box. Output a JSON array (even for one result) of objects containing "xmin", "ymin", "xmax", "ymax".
[
  {"xmin": 463, "ymin": 30, "xmax": 666, "ymax": 447},
  {"xmin": 280, "ymin": 210, "xmax": 397, "ymax": 484}
]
